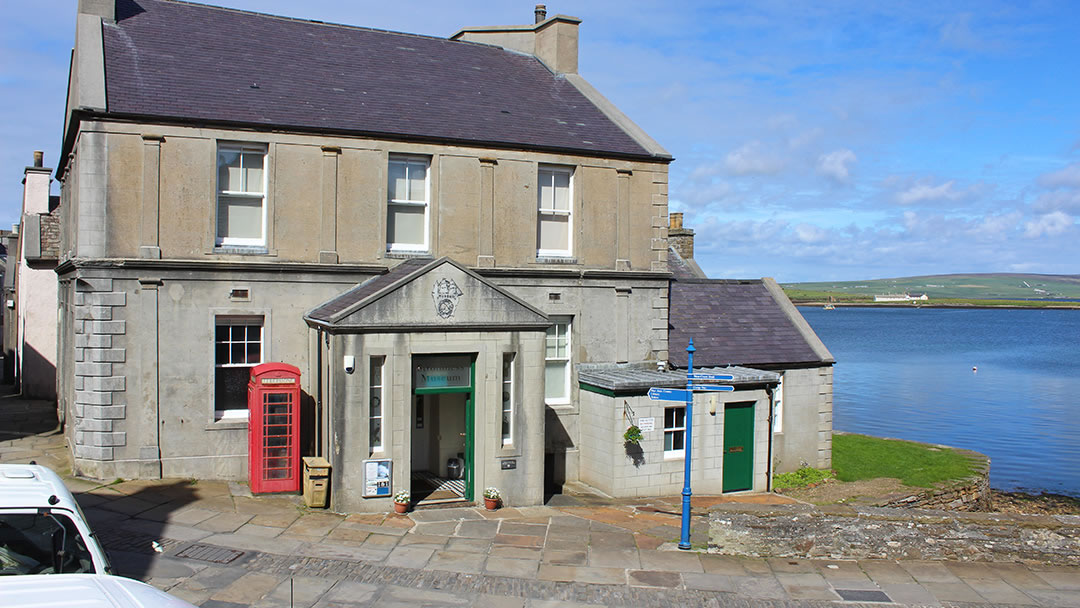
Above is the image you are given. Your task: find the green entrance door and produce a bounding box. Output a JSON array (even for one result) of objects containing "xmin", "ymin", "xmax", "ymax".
[
  {"xmin": 722, "ymin": 402, "xmax": 755, "ymax": 492},
  {"xmin": 413, "ymin": 355, "xmax": 476, "ymax": 502}
]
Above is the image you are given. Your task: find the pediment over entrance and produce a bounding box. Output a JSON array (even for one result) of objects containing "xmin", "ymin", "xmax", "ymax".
[{"xmin": 304, "ymin": 257, "xmax": 550, "ymax": 333}]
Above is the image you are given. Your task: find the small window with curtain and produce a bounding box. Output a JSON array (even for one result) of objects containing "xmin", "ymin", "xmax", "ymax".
[
  {"xmin": 387, "ymin": 156, "xmax": 430, "ymax": 252},
  {"xmin": 664, "ymin": 406, "xmax": 686, "ymax": 458},
  {"xmin": 502, "ymin": 353, "xmax": 515, "ymax": 446},
  {"xmin": 216, "ymin": 143, "xmax": 267, "ymax": 247},
  {"xmin": 370, "ymin": 356, "xmax": 385, "ymax": 453},
  {"xmin": 537, "ymin": 166, "xmax": 573, "ymax": 257}
]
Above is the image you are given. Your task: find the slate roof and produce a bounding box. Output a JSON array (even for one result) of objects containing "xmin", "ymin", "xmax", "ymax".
[
  {"xmin": 668, "ymin": 278, "xmax": 833, "ymax": 369},
  {"xmin": 305, "ymin": 257, "xmax": 430, "ymax": 324},
  {"xmin": 101, "ymin": 0, "xmax": 657, "ymax": 160},
  {"xmin": 578, "ymin": 363, "xmax": 779, "ymax": 394}
]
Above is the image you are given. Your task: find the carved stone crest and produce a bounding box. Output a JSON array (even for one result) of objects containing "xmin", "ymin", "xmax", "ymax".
[{"xmin": 432, "ymin": 278, "xmax": 463, "ymax": 319}]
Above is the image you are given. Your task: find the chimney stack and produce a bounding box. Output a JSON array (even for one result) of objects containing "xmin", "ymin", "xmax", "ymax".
[
  {"xmin": 668, "ymin": 213, "xmax": 695, "ymax": 260},
  {"xmin": 451, "ymin": 7, "xmax": 580, "ymax": 74}
]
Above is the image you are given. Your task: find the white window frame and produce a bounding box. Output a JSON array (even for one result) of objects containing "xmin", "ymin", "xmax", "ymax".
[
  {"xmin": 370, "ymin": 356, "xmax": 385, "ymax": 453},
  {"xmin": 502, "ymin": 353, "xmax": 515, "ymax": 446},
  {"xmin": 216, "ymin": 143, "xmax": 267, "ymax": 247},
  {"xmin": 772, "ymin": 374, "xmax": 784, "ymax": 433},
  {"xmin": 544, "ymin": 316, "xmax": 572, "ymax": 405},
  {"xmin": 664, "ymin": 406, "xmax": 686, "ymax": 459},
  {"xmin": 537, "ymin": 165, "xmax": 573, "ymax": 258},
  {"xmin": 386, "ymin": 155, "xmax": 430, "ymax": 252},
  {"xmin": 213, "ymin": 315, "xmax": 264, "ymax": 420}
]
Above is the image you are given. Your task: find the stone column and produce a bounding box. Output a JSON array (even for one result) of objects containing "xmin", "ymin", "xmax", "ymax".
[
  {"xmin": 477, "ymin": 158, "xmax": 497, "ymax": 268},
  {"xmin": 616, "ymin": 168, "xmax": 632, "ymax": 270},
  {"xmin": 136, "ymin": 277, "xmax": 162, "ymax": 478},
  {"xmin": 319, "ymin": 146, "xmax": 341, "ymax": 264},
  {"xmin": 140, "ymin": 135, "xmax": 163, "ymax": 259}
]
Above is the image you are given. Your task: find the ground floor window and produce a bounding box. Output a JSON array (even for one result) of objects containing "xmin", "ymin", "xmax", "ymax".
[
  {"xmin": 545, "ymin": 316, "xmax": 572, "ymax": 404},
  {"xmin": 214, "ymin": 316, "xmax": 263, "ymax": 420},
  {"xmin": 502, "ymin": 353, "xmax": 515, "ymax": 446},
  {"xmin": 664, "ymin": 406, "xmax": 686, "ymax": 458},
  {"xmin": 370, "ymin": 356, "xmax": 385, "ymax": 453},
  {"xmin": 772, "ymin": 374, "xmax": 784, "ymax": 433}
]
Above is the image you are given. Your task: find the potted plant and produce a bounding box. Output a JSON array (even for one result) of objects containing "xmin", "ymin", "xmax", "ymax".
[
  {"xmin": 483, "ymin": 487, "xmax": 501, "ymax": 510},
  {"xmin": 623, "ymin": 424, "xmax": 643, "ymax": 445},
  {"xmin": 392, "ymin": 490, "xmax": 410, "ymax": 514}
]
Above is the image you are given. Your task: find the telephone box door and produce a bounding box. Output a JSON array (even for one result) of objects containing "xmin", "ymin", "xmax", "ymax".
[{"xmin": 248, "ymin": 362, "xmax": 302, "ymax": 493}]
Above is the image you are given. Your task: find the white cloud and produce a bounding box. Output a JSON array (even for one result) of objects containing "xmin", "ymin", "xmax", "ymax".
[
  {"xmin": 895, "ymin": 180, "xmax": 966, "ymax": 205},
  {"xmin": 794, "ymin": 223, "xmax": 828, "ymax": 243},
  {"xmin": 817, "ymin": 149, "xmax": 857, "ymax": 183},
  {"xmin": 723, "ymin": 141, "xmax": 786, "ymax": 175},
  {"xmin": 1023, "ymin": 211, "xmax": 1073, "ymax": 238},
  {"xmin": 1038, "ymin": 162, "xmax": 1080, "ymax": 189},
  {"xmin": 1032, "ymin": 190, "xmax": 1080, "ymax": 214}
]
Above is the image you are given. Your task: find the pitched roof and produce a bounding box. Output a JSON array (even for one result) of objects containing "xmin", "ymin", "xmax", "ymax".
[
  {"xmin": 306, "ymin": 257, "xmax": 430, "ymax": 323},
  {"xmin": 578, "ymin": 363, "xmax": 779, "ymax": 394},
  {"xmin": 101, "ymin": 0, "xmax": 658, "ymax": 160},
  {"xmin": 668, "ymin": 278, "xmax": 834, "ymax": 368}
]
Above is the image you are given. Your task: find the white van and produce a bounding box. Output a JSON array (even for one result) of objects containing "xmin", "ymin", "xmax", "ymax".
[
  {"xmin": 0, "ymin": 574, "xmax": 198, "ymax": 607},
  {"xmin": 0, "ymin": 464, "xmax": 112, "ymax": 575}
]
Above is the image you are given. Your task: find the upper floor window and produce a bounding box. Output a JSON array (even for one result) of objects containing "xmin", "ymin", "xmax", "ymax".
[
  {"xmin": 216, "ymin": 144, "xmax": 267, "ymax": 247},
  {"xmin": 537, "ymin": 166, "xmax": 573, "ymax": 257},
  {"xmin": 387, "ymin": 156, "xmax": 429, "ymax": 252},
  {"xmin": 545, "ymin": 316, "xmax": 572, "ymax": 404}
]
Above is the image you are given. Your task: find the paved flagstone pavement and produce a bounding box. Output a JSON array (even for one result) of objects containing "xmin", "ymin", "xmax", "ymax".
[{"xmin": 2, "ymin": 390, "xmax": 1079, "ymax": 607}]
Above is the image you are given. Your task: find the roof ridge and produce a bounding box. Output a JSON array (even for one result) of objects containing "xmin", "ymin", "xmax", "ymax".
[{"xmin": 147, "ymin": 0, "xmax": 499, "ymax": 49}]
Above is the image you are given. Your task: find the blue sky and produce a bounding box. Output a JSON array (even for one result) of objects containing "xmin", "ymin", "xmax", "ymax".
[{"xmin": 2, "ymin": 1, "xmax": 1078, "ymax": 282}]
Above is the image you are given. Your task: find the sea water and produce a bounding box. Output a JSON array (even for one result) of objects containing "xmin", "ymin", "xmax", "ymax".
[{"xmin": 798, "ymin": 306, "xmax": 1080, "ymax": 496}]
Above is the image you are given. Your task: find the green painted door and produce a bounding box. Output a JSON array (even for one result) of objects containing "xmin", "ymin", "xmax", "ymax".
[
  {"xmin": 464, "ymin": 390, "xmax": 474, "ymax": 501},
  {"xmin": 722, "ymin": 402, "xmax": 755, "ymax": 492}
]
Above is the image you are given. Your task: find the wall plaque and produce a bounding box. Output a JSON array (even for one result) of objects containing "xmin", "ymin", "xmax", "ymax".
[
  {"xmin": 637, "ymin": 417, "xmax": 655, "ymax": 432},
  {"xmin": 500, "ymin": 459, "xmax": 517, "ymax": 470}
]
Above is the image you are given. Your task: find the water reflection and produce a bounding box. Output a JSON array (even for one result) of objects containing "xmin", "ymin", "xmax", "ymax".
[{"xmin": 800, "ymin": 307, "xmax": 1080, "ymax": 496}]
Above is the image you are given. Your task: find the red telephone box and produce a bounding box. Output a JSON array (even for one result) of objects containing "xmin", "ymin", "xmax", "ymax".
[{"xmin": 248, "ymin": 362, "xmax": 302, "ymax": 494}]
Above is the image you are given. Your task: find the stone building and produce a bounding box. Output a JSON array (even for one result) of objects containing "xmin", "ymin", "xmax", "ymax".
[
  {"xmin": 57, "ymin": 0, "xmax": 671, "ymax": 512},
  {"xmin": 56, "ymin": 1, "xmax": 832, "ymax": 511},
  {"xmin": 8, "ymin": 151, "xmax": 61, "ymax": 400}
]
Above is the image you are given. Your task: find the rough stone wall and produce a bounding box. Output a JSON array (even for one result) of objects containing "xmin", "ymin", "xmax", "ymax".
[
  {"xmin": 71, "ymin": 277, "xmax": 127, "ymax": 470},
  {"xmin": 879, "ymin": 447, "xmax": 991, "ymax": 511},
  {"xmin": 710, "ymin": 502, "xmax": 1080, "ymax": 565}
]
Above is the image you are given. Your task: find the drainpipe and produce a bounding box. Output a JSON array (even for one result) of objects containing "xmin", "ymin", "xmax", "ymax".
[
  {"xmin": 765, "ymin": 386, "xmax": 775, "ymax": 492},
  {"xmin": 315, "ymin": 329, "xmax": 323, "ymax": 458}
]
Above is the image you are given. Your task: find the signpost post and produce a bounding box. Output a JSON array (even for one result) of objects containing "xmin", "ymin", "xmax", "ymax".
[{"xmin": 646, "ymin": 341, "xmax": 736, "ymax": 550}]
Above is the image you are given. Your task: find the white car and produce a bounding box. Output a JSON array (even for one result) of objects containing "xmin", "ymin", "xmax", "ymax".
[
  {"xmin": 0, "ymin": 574, "xmax": 197, "ymax": 608},
  {"xmin": 0, "ymin": 464, "xmax": 111, "ymax": 575}
]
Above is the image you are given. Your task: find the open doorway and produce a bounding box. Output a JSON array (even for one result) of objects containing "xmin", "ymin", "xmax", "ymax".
[{"xmin": 411, "ymin": 393, "xmax": 467, "ymax": 503}]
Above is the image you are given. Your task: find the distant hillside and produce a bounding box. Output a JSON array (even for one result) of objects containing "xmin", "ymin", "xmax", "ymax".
[{"xmin": 783, "ymin": 273, "xmax": 1080, "ymax": 302}]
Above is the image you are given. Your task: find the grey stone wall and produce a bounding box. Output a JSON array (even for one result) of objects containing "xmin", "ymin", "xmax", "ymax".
[
  {"xmin": 579, "ymin": 389, "xmax": 772, "ymax": 498},
  {"xmin": 71, "ymin": 276, "xmax": 128, "ymax": 470},
  {"xmin": 771, "ymin": 365, "xmax": 833, "ymax": 473},
  {"xmin": 878, "ymin": 446, "xmax": 991, "ymax": 512},
  {"xmin": 709, "ymin": 502, "xmax": 1080, "ymax": 565}
]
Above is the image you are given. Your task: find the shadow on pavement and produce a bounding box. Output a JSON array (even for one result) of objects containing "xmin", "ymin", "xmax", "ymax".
[{"xmin": 72, "ymin": 480, "xmax": 203, "ymax": 581}]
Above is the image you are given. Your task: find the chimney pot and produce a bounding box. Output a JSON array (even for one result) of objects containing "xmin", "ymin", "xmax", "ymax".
[
  {"xmin": 668, "ymin": 213, "xmax": 695, "ymax": 260},
  {"xmin": 33, "ymin": 151, "xmax": 44, "ymax": 168},
  {"xmin": 669, "ymin": 212, "xmax": 683, "ymax": 230},
  {"xmin": 535, "ymin": 4, "xmax": 547, "ymax": 23}
]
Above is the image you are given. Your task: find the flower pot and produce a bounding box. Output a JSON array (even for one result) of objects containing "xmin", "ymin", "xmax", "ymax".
[
  {"xmin": 484, "ymin": 497, "xmax": 500, "ymax": 510},
  {"xmin": 393, "ymin": 501, "xmax": 409, "ymax": 514}
]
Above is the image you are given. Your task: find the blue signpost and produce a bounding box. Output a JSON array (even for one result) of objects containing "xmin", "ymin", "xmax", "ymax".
[{"xmin": 646, "ymin": 339, "xmax": 736, "ymax": 550}]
